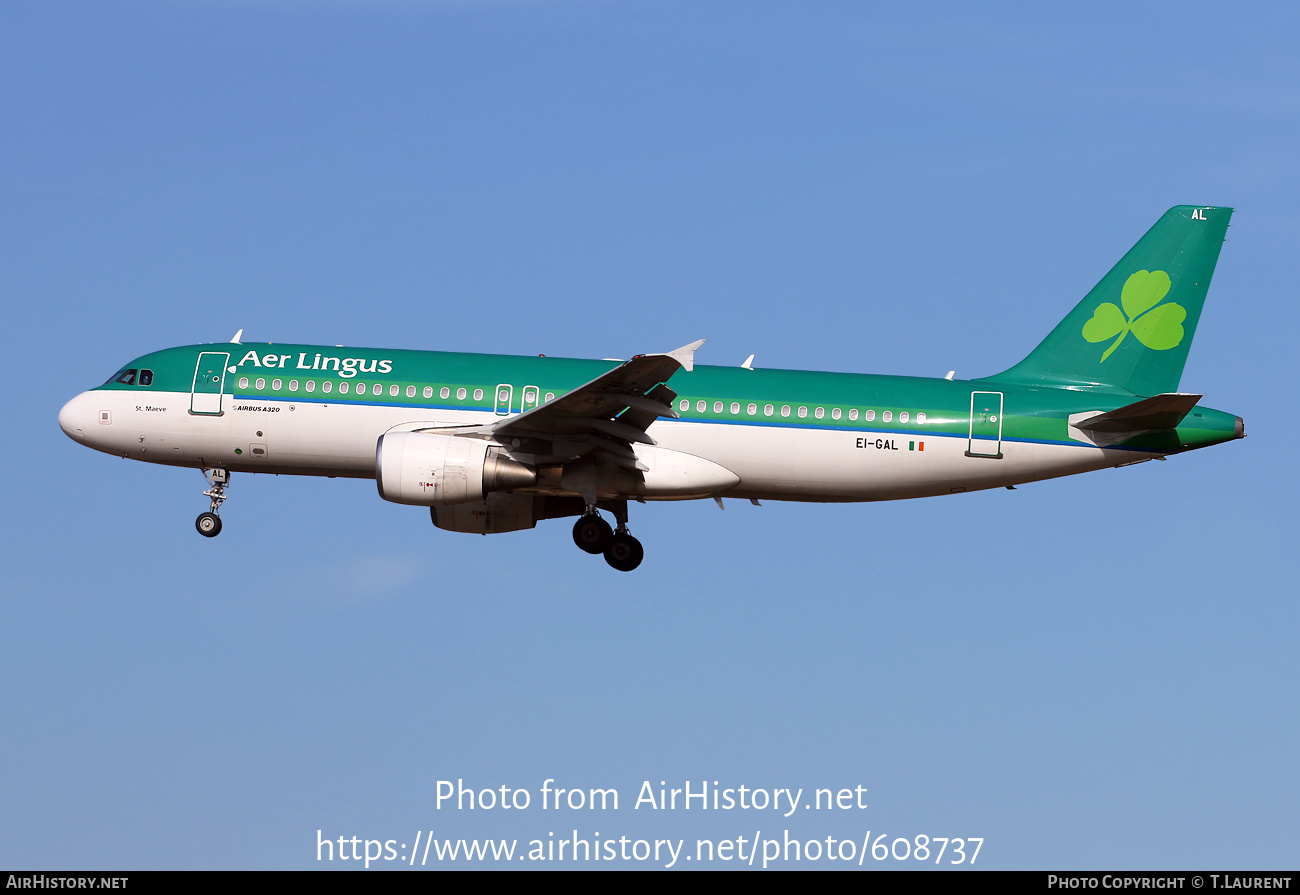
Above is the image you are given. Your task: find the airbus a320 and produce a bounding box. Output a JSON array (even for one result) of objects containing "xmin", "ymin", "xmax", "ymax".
[{"xmin": 58, "ymin": 206, "xmax": 1244, "ymax": 571}]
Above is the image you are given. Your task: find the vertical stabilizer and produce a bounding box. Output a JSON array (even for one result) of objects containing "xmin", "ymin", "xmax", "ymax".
[{"xmin": 985, "ymin": 205, "xmax": 1231, "ymax": 396}]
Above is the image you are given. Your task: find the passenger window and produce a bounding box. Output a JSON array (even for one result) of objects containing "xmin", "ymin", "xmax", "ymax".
[
  {"xmin": 115, "ymin": 369, "xmax": 137, "ymax": 385},
  {"xmin": 747, "ymin": 403, "xmax": 757, "ymax": 415},
  {"xmin": 731, "ymin": 402, "xmax": 740, "ymax": 414},
  {"xmin": 389, "ymin": 385, "xmax": 399, "ymax": 397},
  {"xmin": 457, "ymin": 387, "xmax": 467, "ymax": 400},
  {"xmin": 798, "ymin": 406, "xmax": 807, "ymax": 418},
  {"xmin": 272, "ymin": 379, "xmax": 282, "ymax": 390},
  {"xmin": 714, "ymin": 401, "xmax": 723, "ymax": 413},
  {"xmin": 831, "ymin": 408, "xmax": 841, "ymax": 420},
  {"xmin": 849, "ymin": 409, "xmax": 859, "ymax": 421},
  {"xmin": 322, "ymin": 381, "xmax": 333, "ymax": 394},
  {"xmin": 138, "ymin": 369, "xmax": 153, "ymax": 386},
  {"xmin": 900, "ymin": 411, "xmax": 909, "ymax": 423},
  {"xmin": 917, "ymin": 412, "xmax": 926, "ymax": 424},
  {"xmin": 680, "ymin": 399, "xmax": 690, "ymax": 412},
  {"xmin": 764, "ymin": 404, "xmax": 774, "ymax": 416},
  {"xmin": 864, "ymin": 410, "xmax": 875, "ymax": 421},
  {"xmin": 883, "ymin": 410, "xmax": 893, "ymax": 422},
  {"xmin": 255, "ymin": 378, "xmax": 266, "ymax": 390},
  {"xmin": 306, "ymin": 381, "xmax": 315, "ymax": 393},
  {"xmin": 289, "ymin": 380, "xmax": 299, "ymax": 392},
  {"xmin": 338, "ymin": 382, "xmax": 348, "ymax": 394},
  {"xmin": 815, "ymin": 407, "xmax": 824, "ymax": 419},
  {"xmin": 545, "ymin": 392, "xmax": 554, "ymax": 402},
  {"xmin": 239, "ymin": 377, "xmax": 249, "ymax": 389},
  {"xmin": 406, "ymin": 386, "xmax": 415, "ymax": 397},
  {"xmin": 780, "ymin": 405, "xmax": 790, "ymax": 417},
  {"xmin": 373, "ymin": 384, "xmax": 382, "ymax": 395},
  {"xmin": 697, "ymin": 400, "xmax": 707, "ymax": 413},
  {"xmin": 423, "ymin": 386, "xmax": 433, "ymax": 398},
  {"xmin": 474, "ymin": 388, "xmax": 483, "ymax": 401},
  {"xmin": 441, "ymin": 387, "xmax": 450, "ymax": 399}
]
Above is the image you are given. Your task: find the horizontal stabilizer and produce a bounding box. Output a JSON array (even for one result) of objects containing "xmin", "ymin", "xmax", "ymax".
[{"xmin": 1072, "ymin": 393, "xmax": 1203, "ymax": 434}]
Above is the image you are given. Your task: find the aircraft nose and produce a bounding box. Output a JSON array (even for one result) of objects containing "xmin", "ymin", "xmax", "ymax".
[{"xmin": 59, "ymin": 392, "xmax": 90, "ymax": 441}]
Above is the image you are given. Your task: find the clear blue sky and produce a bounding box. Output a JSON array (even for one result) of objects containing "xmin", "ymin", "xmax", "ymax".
[{"xmin": 3, "ymin": 0, "xmax": 1297, "ymax": 869}]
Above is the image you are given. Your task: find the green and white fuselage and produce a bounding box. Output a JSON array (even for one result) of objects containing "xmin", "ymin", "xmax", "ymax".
[
  {"xmin": 59, "ymin": 343, "xmax": 1240, "ymax": 497},
  {"xmin": 57, "ymin": 206, "xmax": 1245, "ymax": 569}
]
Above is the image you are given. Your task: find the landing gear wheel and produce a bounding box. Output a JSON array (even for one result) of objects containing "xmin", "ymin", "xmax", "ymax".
[
  {"xmin": 604, "ymin": 533, "xmax": 644, "ymax": 572},
  {"xmin": 572, "ymin": 514, "xmax": 614, "ymax": 554},
  {"xmin": 195, "ymin": 512, "xmax": 222, "ymax": 538}
]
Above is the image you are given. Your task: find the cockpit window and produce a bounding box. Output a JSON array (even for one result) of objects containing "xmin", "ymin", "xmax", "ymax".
[
  {"xmin": 138, "ymin": 369, "xmax": 153, "ymax": 386},
  {"xmin": 110, "ymin": 368, "xmax": 138, "ymax": 385}
]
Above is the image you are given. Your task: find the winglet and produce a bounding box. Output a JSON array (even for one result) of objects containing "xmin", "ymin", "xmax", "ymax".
[
  {"xmin": 665, "ymin": 339, "xmax": 706, "ymax": 372},
  {"xmin": 230, "ymin": 329, "xmax": 244, "ymax": 344}
]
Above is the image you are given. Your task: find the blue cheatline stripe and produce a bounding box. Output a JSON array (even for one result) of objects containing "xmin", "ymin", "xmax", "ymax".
[{"xmin": 219, "ymin": 392, "xmax": 1166, "ymax": 453}]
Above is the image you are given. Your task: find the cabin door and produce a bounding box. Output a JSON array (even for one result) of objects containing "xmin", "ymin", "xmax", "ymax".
[
  {"xmin": 191, "ymin": 352, "xmax": 230, "ymax": 415},
  {"xmin": 966, "ymin": 390, "xmax": 1004, "ymax": 459}
]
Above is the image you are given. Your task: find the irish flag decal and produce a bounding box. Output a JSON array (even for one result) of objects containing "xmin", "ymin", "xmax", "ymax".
[{"xmin": 909, "ymin": 441, "xmax": 925, "ymax": 451}]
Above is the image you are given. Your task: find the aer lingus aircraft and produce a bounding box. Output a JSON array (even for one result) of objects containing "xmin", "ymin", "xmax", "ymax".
[{"xmin": 59, "ymin": 205, "xmax": 1243, "ymax": 571}]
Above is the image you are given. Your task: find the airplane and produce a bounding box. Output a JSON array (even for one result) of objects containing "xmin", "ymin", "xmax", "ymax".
[{"xmin": 58, "ymin": 205, "xmax": 1244, "ymax": 571}]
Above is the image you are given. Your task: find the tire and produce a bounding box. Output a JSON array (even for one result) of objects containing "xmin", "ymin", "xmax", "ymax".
[
  {"xmin": 196, "ymin": 512, "xmax": 222, "ymax": 538},
  {"xmin": 572, "ymin": 515, "xmax": 614, "ymax": 554},
  {"xmin": 604, "ymin": 533, "xmax": 644, "ymax": 572}
]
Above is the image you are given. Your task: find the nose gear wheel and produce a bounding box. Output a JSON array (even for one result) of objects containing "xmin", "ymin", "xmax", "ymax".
[{"xmin": 196, "ymin": 512, "xmax": 222, "ymax": 537}]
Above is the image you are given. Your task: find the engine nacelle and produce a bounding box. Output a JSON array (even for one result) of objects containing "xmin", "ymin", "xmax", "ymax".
[
  {"xmin": 433, "ymin": 494, "xmax": 588, "ymax": 534},
  {"xmin": 432, "ymin": 493, "xmax": 539, "ymax": 534},
  {"xmin": 376, "ymin": 431, "xmax": 535, "ymax": 506}
]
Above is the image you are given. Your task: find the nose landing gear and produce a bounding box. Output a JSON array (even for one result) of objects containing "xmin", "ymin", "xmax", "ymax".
[
  {"xmin": 196, "ymin": 468, "xmax": 230, "ymax": 538},
  {"xmin": 571, "ymin": 501, "xmax": 644, "ymax": 572}
]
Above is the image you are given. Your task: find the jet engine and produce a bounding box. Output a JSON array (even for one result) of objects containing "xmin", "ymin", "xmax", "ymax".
[{"xmin": 376, "ymin": 431, "xmax": 536, "ymax": 506}]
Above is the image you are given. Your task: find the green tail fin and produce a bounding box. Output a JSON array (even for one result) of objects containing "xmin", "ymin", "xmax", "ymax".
[{"xmin": 985, "ymin": 205, "xmax": 1232, "ymax": 396}]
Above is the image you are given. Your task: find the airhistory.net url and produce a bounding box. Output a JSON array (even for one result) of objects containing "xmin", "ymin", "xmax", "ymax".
[{"xmin": 317, "ymin": 830, "xmax": 984, "ymax": 869}]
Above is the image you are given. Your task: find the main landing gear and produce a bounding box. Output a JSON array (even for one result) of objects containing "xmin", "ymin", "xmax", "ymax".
[
  {"xmin": 195, "ymin": 468, "xmax": 229, "ymax": 538},
  {"xmin": 571, "ymin": 502, "xmax": 644, "ymax": 572}
]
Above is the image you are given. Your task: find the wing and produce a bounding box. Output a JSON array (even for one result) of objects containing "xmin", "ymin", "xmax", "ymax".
[{"xmin": 488, "ymin": 339, "xmax": 704, "ymax": 471}]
